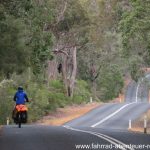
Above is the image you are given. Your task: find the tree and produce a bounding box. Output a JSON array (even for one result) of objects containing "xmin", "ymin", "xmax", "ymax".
[
  {"xmin": 27, "ymin": 1, "xmax": 53, "ymax": 76},
  {"xmin": 119, "ymin": 0, "xmax": 150, "ymax": 81},
  {"xmin": 98, "ymin": 64, "xmax": 124, "ymax": 100},
  {"xmin": 46, "ymin": 0, "xmax": 89, "ymax": 97},
  {"xmin": 0, "ymin": 4, "xmax": 29, "ymax": 78},
  {"xmin": 77, "ymin": 0, "xmax": 123, "ymax": 99},
  {"xmin": 119, "ymin": 0, "xmax": 150, "ymax": 62}
]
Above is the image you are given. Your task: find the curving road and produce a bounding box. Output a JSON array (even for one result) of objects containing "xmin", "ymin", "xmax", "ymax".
[
  {"xmin": 65, "ymin": 74, "xmax": 150, "ymax": 130},
  {"xmin": 65, "ymin": 102, "xmax": 150, "ymax": 130},
  {"xmin": 0, "ymin": 125, "xmax": 150, "ymax": 150},
  {"xmin": 0, "ymin": 75, "xmax": 150, "ymax": 150}
]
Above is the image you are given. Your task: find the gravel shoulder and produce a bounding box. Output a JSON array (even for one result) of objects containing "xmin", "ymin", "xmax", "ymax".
[
  {"xmin": 129, "ymin": 109, "xmax": 150, "ymax": 134},
  {"xmin": 36, "ymin": 102, "xmax": 102, "ymax": 126}
]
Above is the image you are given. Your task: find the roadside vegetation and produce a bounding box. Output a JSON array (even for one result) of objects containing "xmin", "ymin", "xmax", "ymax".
[
  {"xmin": 130, "ymin": 109, "xmax": 150, "ymax": 134},
  {"xmin": 0, "ymin": 0, "xmax": 150, "ymax": 124},
  {"xmin": 36, "ymin": 102, "xmax": 100, "ymax": 126}
]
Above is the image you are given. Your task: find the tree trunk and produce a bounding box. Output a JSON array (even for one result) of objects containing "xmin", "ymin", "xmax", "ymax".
[
  {"xmin": 92, "ymin": 80, "xmax": 97, "ymax": 99},
  {"xmin": 47, "ymin": 59, "xmax": 58, "ymax": 86},
  {"xmin": 69, "ymin": 46, "xmax": 77, "ymax": 97},
  {"xmin": 62, "ymin": 53, "xmax": 68, "ymax": 95},
  {"xmin": 52, "ymin": 45, "xmax": 77, "ymax": 97},
  {"xmin": 61, "ymin": 47, "xmax": 77, "ymax": 97}
]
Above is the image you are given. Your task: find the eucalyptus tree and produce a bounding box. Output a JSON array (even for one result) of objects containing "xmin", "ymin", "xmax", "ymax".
[
  {"xmin": 45, "ymin": 0, "xmax": 89, "ymax": 97},
  {"xmin": 77, "ymin": 0, "xmax": 124, "ymax": 100},
  {"xmin": 0, "ymin": 3, "xmax": 29, "ymax": 78},
  {"xmin": 119, "ymin": 0, "xmax": 150, "ymax": 81}
]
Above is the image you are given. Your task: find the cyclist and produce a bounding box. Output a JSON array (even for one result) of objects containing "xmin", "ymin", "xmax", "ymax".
[{"xmin": 12, "ymin": 86, "xmax": 29, "ymax": 120}]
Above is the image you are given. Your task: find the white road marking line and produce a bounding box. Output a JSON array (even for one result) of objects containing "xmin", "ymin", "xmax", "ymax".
[
  {"xmin": 135, "ymin": 74, "xmax": 150, "ymax": 103},
  {"xmin": 91, "ymin": 102, "xmax": 136, "ymax": 127},
  {"xmin": 135, "ymin": 79, "xmax": 143, "ymax": 103},
  {"xmin": 64, "ymin": 126, "xmax": 134, "ymax": 150}
]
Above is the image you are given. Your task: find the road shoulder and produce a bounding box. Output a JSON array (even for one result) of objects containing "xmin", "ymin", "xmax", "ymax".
[
  {"xmin": 36, "ymin": 102, "xmax": 102, "ymax": 126},
  {"xmin": 0, "ymin": 125, "xmax": 3, "ymax": 135},
  {"xmin": 129, "ymin": 109, "xmax": 150, "ymax": 134}
]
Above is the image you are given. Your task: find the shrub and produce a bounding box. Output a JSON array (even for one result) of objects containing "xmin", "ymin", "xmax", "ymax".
[
  {"xmin": 0, "ymin": 74, "xmax": 91, "ymax": 124},
  {"xmin": 73, "ymin": 80, "xmax": 91, "ymax": 103},
  {"xmin": 97, "ymin": 64, "xmax": 124, "ymax": 101}
]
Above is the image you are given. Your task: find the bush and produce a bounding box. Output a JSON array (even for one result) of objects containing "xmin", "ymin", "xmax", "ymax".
[
  {"xmin": 0, "ymin": 74, "xmax": 92, "ymax": 124},
  {"xmin": 73, "ymin": 80, "xmax": 91, "ymax": 104},
  {"xmin": 0, "ymin": 80, "xmax": 15, "ymax": 124},
  {"xmin": 97, "ymin": 65, "xmax": 124, "ymax": 101},
  {"xmin": 49, "ymin": 80, "xmax": 64, "ymax": 90},
  {"xmin": 23, "ymin": 79, "xmax": 70, "ymax": 122}
]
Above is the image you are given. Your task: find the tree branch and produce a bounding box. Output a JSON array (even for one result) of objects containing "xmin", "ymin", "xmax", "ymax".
[
  {"xmin": 53, "ymin": 49, "xmax": 69, "ymax": 57},
  {"xmin": 91, "ymin": 65, "xmax": 101, "ymax": 82},
  {"xmin": 53, "ymin": 44, "xmax": 81, "ymax": 56},
  {"xmin": 57, "ymin": 1, "xmax": 68, "ymax": 23}
]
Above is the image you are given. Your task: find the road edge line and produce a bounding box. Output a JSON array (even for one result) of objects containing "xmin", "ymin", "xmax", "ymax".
[{"xmin": 91, "ymin": 102, "xmax": 136, "ymax": 127}]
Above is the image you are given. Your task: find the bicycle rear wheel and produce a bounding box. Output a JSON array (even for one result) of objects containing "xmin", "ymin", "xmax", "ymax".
[{"xmin": 18, "ymin": 113, "xmax": 21, "ymax": 128}]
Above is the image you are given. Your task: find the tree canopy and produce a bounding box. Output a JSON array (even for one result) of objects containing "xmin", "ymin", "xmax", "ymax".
[{"xmin": 0, "ymin": 0, "xmax": 150, "ymax": 124}]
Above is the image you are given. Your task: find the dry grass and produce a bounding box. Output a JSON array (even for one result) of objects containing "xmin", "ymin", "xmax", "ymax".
[
  {"xmin": 129, "ymin": 109, "xmax": 150, "ymax": 134},
  {"xmin": 0, "ymin": 125, "xmax": 3, "ymax": 134},
  {"xmin": 36, "ymin": 102, "xmax": 101, "ymax": 126}
]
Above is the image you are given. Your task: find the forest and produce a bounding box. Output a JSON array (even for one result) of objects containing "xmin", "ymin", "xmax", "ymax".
[{"xmin": 0, "ymin": 0, "xmax": 150, "ymax": 124}]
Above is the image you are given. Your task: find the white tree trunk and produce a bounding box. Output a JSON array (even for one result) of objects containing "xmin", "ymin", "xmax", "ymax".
[
  {"xmin": 69, "ymin": 46, "xmax": 77, "ymax": 97},
  {"xmin": 61, "ymin": 47, "xmax": 77, "ymax": 97},
  {"xmin": 47, "ymin": 59, "xmax": 58, "ymax": 86}
]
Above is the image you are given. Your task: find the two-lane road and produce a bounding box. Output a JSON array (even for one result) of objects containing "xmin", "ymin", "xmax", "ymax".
[
  {"xmin": 0, "ymin": 76, "xmax": 150, "ymax": 150},
  {"xmin": 65, "ymin": 102, "xmax": 150, "ymax": 130},
  {"xmin": 0, "ymin": 125, "xmax": 150, "ymax": 150}
]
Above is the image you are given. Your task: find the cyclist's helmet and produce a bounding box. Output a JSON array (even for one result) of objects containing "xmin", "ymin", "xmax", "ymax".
[{"xmin": 18, "ymin": 86, "xmax": 23, "ymax": 91}]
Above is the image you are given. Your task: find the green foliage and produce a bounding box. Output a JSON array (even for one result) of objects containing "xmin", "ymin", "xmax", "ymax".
[
  {"xmin": 47, "ymin": 92, "xmax": 69, "ymax": 111},
  {"xmin": 27, "ymin": 83, "xmax": 50, "ymax": 121},
  {"xmin": 26, "ymin": 1, "xmax": 53, "ymax": 75},
  {"xmin": 49, "ymin": 80, "xmax": 64, "ymax": 90},
  {"xmin": 1, "ymin": 0, "xmax": 32, "ymax": 17},
  {"xmin": 0, "ymin": 80, "xmax": 15, "ymax": 124},
  {"xmin": 21, "ymin": 78, "xmax": 69, "ymax": 122},
  {"xmin": 0, "ymin": 74, "xmax": 93, "ymax": 124},
  {"xmin": 57, "ymin": 0, "xmax": 89, "ymax": 32},
  {"xmin": 97, "ymin": 65, "xmax": 124, "ymax": 101},
  {"xmin": 73, "ymin": 80, "xmax": 91, "ymax": 104},
  {"xmin": 119, "ymin": 0, "xmax": 150, "ymax": 61},
  {"xmin": 129, "ymin": 56, "xmax": 144, "ymax": 82},
  {"xmin": 0, "ymin": 5, "xmax": 29, "ymax": 77},
  {"xmin": 118, "ymin": 0, "xmax": 150, "ymax": 81},
  {"xmin": 0, "ymin": 0, "xmax": 53, "ymax": 77},
  {"xmin": 1, "ymin": 0, "xmax": 147, "ymax": 124}
]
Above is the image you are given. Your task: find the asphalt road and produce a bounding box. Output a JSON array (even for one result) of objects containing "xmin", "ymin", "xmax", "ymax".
[
  {"xmin": 0, "ymin": 75, "xmax": 150, "ymax": 150},
  {"xmin": 1, "ymin": 125, "xmax": 150, "ymax": 150},
  {"xmin": 65, "ymin": 75, "xmax": 150, "ymax": 130},
  {"xmin": 65, "ymin": 102, "xmax": 150, "ymax": 130}
]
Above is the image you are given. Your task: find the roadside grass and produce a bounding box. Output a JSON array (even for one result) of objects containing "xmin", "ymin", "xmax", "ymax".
[
  {"xmin": 129, "ymin": 109, "xmax": 150, "ymax": 134},
  {"xmin": 36, "ymin": 92, "xmax": 125, "ymax": 126},
  {"xmin": 0, "ymin": 125, "xmax": 3, "ymax": 133},
  {"xmin": 36, "ymin": 102, "xmax": 101, "ymax": 126}
]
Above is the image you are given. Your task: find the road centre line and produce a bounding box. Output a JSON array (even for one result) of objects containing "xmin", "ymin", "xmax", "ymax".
[
  {"xmin": 91, "ymin": 102, "xmax": 136, "ymax": 127},
  {"xmin": 64, "ymin": 126, "xmax": 134, "ymax": 150}
]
